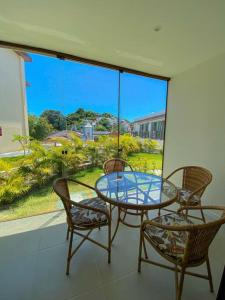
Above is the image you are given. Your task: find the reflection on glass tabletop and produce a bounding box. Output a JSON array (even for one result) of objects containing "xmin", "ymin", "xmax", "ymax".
[{"xmin": 95, "ymin": 171, "xmax": 177, "ymax": 209}]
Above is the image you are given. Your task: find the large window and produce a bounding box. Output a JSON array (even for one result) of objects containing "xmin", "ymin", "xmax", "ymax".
[{"xmin": 0, "ymin": 47, "xmax": 168, "ymax": 221}]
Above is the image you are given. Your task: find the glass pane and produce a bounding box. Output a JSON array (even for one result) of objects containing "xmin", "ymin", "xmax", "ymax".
[
  {"xmin": 0, "ymin": 49, "xmax": 118, "ymax": 221},
  {"xmin": 119, "ymin": 72, "xmax": 168, "ymax": 175}
]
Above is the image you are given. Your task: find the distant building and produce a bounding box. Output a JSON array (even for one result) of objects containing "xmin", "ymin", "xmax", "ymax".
[
  {"xmin": 93, "ymin": 131, "xmax": 110, "ymax": 139},
  {"xmin": 0, "ymin": 48, "xmax": 31, "ymax": 153},
  {"xmin": 120, "ymin": 119, "xmax": 131, "ymax": 133},
  {"xmin": 83, "ymin": 121, "xmax": 94, "ymax": 141},
  {"xmin": 82, "ymin": 121, "xmax": 110, "ymax": 141},
  {"xmin": 132, "ymin": 112, "xmax": 165, "ymax": 140},
  {"xmin": 45, "ymin": 130, "xmax": 82, "ymax": 142}
]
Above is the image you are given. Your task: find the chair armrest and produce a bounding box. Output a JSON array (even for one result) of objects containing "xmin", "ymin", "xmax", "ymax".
[
  {"xmin": 165, "ymin": 167, "xmax": 184, "ymax": 180},
  {"xmin": 127, "ymin": 163, "xmax": 134, "ymax": 172},
  {"xmin": 67, "ymin": 178, "xmax": 96, "ymax": 191},
  {"xmin": 142, "ymin": 206, "xmax": 225, "ymax": 233},
  {"xmin": 185, "ymin": 185, "xmax": 207, "ymax": 202},
  {"xmin": 178, "ymin": 205, "xmax": 225, "ymax": 213}
]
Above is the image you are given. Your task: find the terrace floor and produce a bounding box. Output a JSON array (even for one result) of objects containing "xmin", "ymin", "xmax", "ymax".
[{"xmin": 0, "ymin": 209, "xmax": 224, "ymax": 300}]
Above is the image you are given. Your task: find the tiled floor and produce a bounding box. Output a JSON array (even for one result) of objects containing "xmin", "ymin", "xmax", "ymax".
[{"xmin": 0, "ymin": 210, "xmax": 224, "ymax": 300}]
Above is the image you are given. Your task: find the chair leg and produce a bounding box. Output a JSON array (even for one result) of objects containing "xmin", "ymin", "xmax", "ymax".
[
  {"xmin": 66, "ymin": 230, "xmax": 74, "ymax": 275},
  {"xmin": 109, "ymin": 203, "xmax": 112, "ymax": 220},
  {"xmin": 143, "ymin": 237, "xmax": 148, "ymax": 259},
  {"xmin": 108, "ymin": 222, "xmax": 111, "ymax": 264},
  {"xmin": 122, "ymin": 209, "xmax": 127, "ymax": 221},
  {"xmin": 206, "ymin": 257, "xmax": 214, "ymax": 292},
  {"xmin": 138, "ymin": 229, "xmax": 143, "ymax": 273},
  {"xmin": 177, "ymin": 267, "xmax": 185, "ymax": 300},
  {"xmin": 145, "ymin": 211, "xmax": 149, "ymax": 220},
  {"xmin": 111, "ymin": 208, "xmax": 121, "ymax": 243},
  {"xmin": 66, "ymin": 225, "xmax": 70, "ymax": 241},
  {"xmin": 200, "ymin": 207, "xmax": 206, "ymax": 223},
  {"xmin": 185, "ymin": 207, "xmax": 188, "ymax": 219},
  {"xmin": 174, "ymin": 264, "xmax": 179, "ymax": 298},
  {"xmin": 140, "ymin": 212, "xmax": 148, "ymax": 259}
]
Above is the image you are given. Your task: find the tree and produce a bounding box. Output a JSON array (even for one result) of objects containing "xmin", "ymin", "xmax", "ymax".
[
  {"xmin": 98, "ymin": 118, "xmax": 111, "ymax": 130},
  {"xmin": 12, "ymin": 135, "xmax": 30, "ymax": 155},
  {"xmin": 102, "ymin": 112, "xmax": 113, "ymax": 118},
  {"xmin": 95, "ymin": 124, "xmax": 107, "ymax": 131},
  {"xmin": 28, "ymin": 115, "xmax": 54, "ymax": 140},
  {"xmin": 41, "ymin": 110, "xmax": 66, "ymax": 130},
  {"xmin": 67, "ymin": 108, "xmax": 98, "ymax": 127}
]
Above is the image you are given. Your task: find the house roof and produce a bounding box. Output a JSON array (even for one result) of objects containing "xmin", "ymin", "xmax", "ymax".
[
  {"xmin": 133, "ymin": 111, "xmax": 165, "ymax": 123},
  {"xmin": 45, "ymin": 130, "xmax": 81, "ymax": 140},
  {"xmin": 93, "ymin": 131, "xmax": 110, "ymax": 135}
]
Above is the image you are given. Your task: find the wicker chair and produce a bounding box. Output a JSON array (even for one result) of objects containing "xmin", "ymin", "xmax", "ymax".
[
  {"xmin": 138, "ymin": 206, "xmax": 225, "ymax": 300},
  {"xmin": 53, "ymin": 177, "xmax": 111, "ymax": 275},
  {"xmin": 161, "ymin": 166, "xmax": 212, "ymax": 221},
  {"xmin": 103, "ymin": 158, "xmax": 133, "ymax": 174}
]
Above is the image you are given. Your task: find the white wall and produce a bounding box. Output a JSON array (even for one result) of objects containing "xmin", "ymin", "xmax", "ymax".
[
  {"xmin": 164, "ymin": 52, "xmax": 225, "ymax": 206},
  {"xmin": 0, "ymin": 48, "xmax": 29, "ymax": 153}
]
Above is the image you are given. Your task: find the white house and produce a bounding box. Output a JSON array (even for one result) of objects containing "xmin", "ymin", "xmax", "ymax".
[
  {"xmin": 132, "ymin": 112, "xmax": 165, "ymax": 140},
  {"xmin": 0, "ymin": 48, "xmax": 31, "ymax": 153}
]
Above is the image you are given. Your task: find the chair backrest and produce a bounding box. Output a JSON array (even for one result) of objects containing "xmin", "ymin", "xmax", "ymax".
[
  {"xmin": 53, "ymin": 178, "xmax": 73, "ymax": 225},
  {"xmin": 103, "ymin": 158, "xmax": 127, "ymax": 174},
  {"xmin": 184, "ymin": 207, "xmax": 225, "ymax": 265},
  {"xmin": 182, "ymin": 166, "xmax": 212, "ymax": 196}
]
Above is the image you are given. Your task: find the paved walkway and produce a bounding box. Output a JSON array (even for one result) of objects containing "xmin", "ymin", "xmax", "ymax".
[{"xmin": 0, "ymin": 150, "xmax": 30, "ymax": 158}]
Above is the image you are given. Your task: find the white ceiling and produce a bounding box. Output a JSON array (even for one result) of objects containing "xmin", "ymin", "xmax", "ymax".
[{"xmin": 0, "ymin": 0, "xmax": 225, "ymax": 77}]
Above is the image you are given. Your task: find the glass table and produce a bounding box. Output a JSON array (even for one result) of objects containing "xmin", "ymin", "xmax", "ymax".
[{"xmin": 95, "ymin": 171, "xmax": 178, "ymax": 241}]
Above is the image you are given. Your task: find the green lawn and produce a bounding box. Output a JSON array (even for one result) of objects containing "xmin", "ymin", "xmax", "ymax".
[
  {"xmin": 128, "ymin": 152, "xmax": 162, "ymax": 171},
  {"xmin": 0, "ymin": 153, "xmax": 162, "ymax": 222}
]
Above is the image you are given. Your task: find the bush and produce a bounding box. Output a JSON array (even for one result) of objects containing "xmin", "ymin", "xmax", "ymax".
[
  {"xmin": 0, "ymin": 160, "xmax": 30, "ymax": 205},
  {"xmin": 139, "ymin": 138, "xmax": 159, "ymax": 153},
  {"xmin": 0, "ymin": 133, "xmax": 161, "ymax": 205},
  {"xmin": 0, "ymin": 135, "xmax": 87, "ymax": 204},
  {"xmin": 119, "ymin": 134, "xmax": 140, "ymax": 158},
  {"xmin": 85, "ymin": 136, "xmax": 117, "ymax": 167}
]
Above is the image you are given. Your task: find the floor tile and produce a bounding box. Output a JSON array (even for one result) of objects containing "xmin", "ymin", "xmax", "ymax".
[{"xmin": 0, "ymin": 210, "xmax": 223, "ymax": 300}]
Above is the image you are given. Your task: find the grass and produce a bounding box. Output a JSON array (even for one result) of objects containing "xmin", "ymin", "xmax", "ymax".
[
  {"xmin": 128, "ymin": 152, "xmax": 163, "ymax": 171},
  {"xmin": 0, "ymin": 153, "xmax": 162, "ymax": 222},
  {"xmin": 0, "ymin": 168, "xmax": 103, "ymax": 222}
]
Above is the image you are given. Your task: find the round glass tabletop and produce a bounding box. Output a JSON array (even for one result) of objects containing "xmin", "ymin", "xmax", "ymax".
[{"xmin": 95, "ymin": 171, "xmax": 177, "ymax": 210}]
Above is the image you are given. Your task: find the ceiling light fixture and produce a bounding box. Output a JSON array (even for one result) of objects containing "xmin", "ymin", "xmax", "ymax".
[{"xmin": 154, "ymin": 25, "xmax": 162, "ymax": 32}]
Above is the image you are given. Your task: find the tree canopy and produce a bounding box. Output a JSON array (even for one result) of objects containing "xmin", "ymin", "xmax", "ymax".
[
  {"xmin": 41, "ymin": 110, "xmax": 66, "ymax": 130},
  {"xmin": 28, "ymin": 115, "xmax": 54, "ymax": 140}
]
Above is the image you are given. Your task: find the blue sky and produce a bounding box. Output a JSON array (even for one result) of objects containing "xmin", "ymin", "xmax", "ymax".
[{"xmin": 25, "ymin": 53, "xmax": 167, "ymax": 121}]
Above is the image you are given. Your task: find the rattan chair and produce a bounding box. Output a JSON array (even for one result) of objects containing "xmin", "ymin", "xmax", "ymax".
[
  {"xmin": 103, "ymin": 158, "xmax": 133, "ymax": 174},
  {"xmin": 160, "ymin": 166, "xmax": 212, "ymax": 221},
  {"xmin": 53, "ymin": 177, "xmax": 111, "ymax": 275},
  {"xmin": 138, "ymin": 206, "xmax": 225, "ymax": 300}
]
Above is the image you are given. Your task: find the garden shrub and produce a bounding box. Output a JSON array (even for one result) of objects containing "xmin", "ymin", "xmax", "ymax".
[
  {"xmin": 0, "ymin": 160, "xmax": 30, "ymax": 205},
  {"xmin": 0, "ymin": 133, "xmax": 161, "ymax": 205}
]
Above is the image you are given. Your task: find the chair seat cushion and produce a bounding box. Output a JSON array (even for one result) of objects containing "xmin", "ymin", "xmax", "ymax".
[
  {"xmin": 71, "ymin": 197, "xmax": 108, "ymax": 226},
  {"xmin": 177, "ymin": 188, "xmax": 201, "ymax": 205},
  {"xmin": 145, "ymin": 213, "xmax": 193, "ymax": 261}
]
